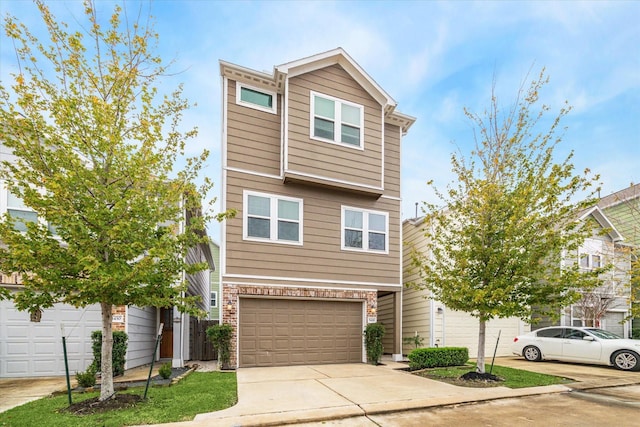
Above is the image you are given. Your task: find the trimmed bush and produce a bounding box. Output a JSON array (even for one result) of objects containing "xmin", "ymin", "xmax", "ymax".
[
  {"xmin": 158, "ymin": 362, "xmax": 172, "ymax": 379},
  {"xmin": 91, "ymin": 330, "xmax": 128, "ymax": 376},
  {"xmin": 363, "ymin": 323, "xmax": 385, "ymax": 365},
  {"xmin": 206, "ymin": 323, "xmax": 234, "ymax": 369},
  {"xmin": 408, "ymin": 347, "xmax": 469, "ymax": 370},
  {"xmin": 632, "ymin": 329, "xmax": 640, "ymax": 339}
]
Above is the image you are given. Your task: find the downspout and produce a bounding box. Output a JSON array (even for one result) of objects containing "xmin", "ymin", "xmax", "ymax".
[{"xmin": 429, "ymin": 294, "xmax": 435, "ymax": 347}]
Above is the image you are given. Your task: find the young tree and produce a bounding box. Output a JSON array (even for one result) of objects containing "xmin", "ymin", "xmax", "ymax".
[
  {"xmin": 0, "ymin": 1, "xmax": 220, "ymax": 401},
  {"xmin": 409, "ymin": 70, "xmax": 601, "ymax": 373}
]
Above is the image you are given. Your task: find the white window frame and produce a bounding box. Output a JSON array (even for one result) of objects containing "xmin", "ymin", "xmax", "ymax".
[
  {"xmin": 210, "ymin": 291, "xmax": 218, "ymax": 308},
  {"xmin": 243, "ymin": 190, "xmax": 303, "ymax": 245},
  {"xmin": 341, "ymin": 206, "xmax": 388, "ymax": 254},
  {"xmin": 236, "ymin": 83, "xmax": 277, "ymax": 114},
  {"xmin": 579, "ymin": 253, "xmax": 603, "ymax": 270},
  {"xmin": 310, "ymin": 91, "xmax": 364, "ymax": 150}
]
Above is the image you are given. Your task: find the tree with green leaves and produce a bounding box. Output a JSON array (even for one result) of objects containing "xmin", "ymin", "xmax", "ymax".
[
  {"xmin": 409, "ymin": 70, "xmax": 602, "ymax": 374},
  {"xmin": 0, "ymin": 1, "xmax": 227, "ymax": 401}
]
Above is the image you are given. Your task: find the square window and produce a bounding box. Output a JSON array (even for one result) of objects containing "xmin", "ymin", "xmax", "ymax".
[
  {"xmin": 341, "ymin": 207, "xmax": 388, "ymax": 253},
  {"xmin": 244, "ymin": 191, "xmax": 303, "ymax": 245},
  {"xmin": 311, "ymin": 92, "xmax": 363, "ymax": 148}
]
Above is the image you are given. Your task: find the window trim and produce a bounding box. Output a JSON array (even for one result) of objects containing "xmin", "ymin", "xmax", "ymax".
[
  {"xmin": 243, "ymin": 190, "xmax": 303, "ymax": 245},
  {"xmin": 341, "ymin": 206, "xmax": 388, "ymax": 254},
  {"xmin": 236, "ymin": 82, "xmax": 277, "ymax": 114},
  {"xmin": 579, "ymin": 253, "xmax": 603, "ymax": 269},
  {"xmin": 310, "ymin": 91, "xmax": 364, "ymax": 150},
  {"xmin": 210, "ymin": 291, "xmax": 218, "ymax": 309}
]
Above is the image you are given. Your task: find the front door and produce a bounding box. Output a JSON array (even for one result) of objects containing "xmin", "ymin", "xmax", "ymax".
[{"xmin": 160, "ymin": 307, "xmax": 173, "ymax": 358}]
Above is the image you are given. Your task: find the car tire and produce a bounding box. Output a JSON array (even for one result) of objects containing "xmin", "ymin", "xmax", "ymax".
[
  {"xmin": 523, "ymin": 345, "xmax": 542, "ymax": 362},
  {"xmin": 612, "ymin": 350, "xmax": 640, "ymax": 371}
]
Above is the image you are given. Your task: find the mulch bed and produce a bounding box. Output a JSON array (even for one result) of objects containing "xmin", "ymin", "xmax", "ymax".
[{"xmin": 63, "ymin": 393, "xmax": 143, "ymax": 414}]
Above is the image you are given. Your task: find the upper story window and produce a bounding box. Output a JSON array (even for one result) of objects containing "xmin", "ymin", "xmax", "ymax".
[
  {"xmin": 6, "ymin": 190, "xmax": 38, "ymax": 232},
  {"xmin": 243, "ymin": 190, "xmax": 303, "ymax": 245},
  {"xmin": 236, "ymin": 83, "xmax": 277, "ymax": 114},
  {"xmin": 579, "ymin": 253, "xmax": 602, "ymax": 269},
  {"xmin": 310, "ymin": 91, "xmax": 363, "ymax": 149},
  {"xmin": 341, "ymin": 206, "xmax": 388, "ymax": 253}
]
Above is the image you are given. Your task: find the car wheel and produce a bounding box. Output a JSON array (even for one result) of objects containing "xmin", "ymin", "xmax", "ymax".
[
  {"xmin": 523, "ymin": 345, "xmax": 542, "ymax": 362},
  {"xmin": 612, "ymin": 350, "xmax": 640, "ymax": 371}
]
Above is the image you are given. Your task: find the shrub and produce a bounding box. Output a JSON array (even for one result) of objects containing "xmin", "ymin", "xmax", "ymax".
[
  {"xmin": 91, "ymin": 330, "xmax": 128, "ymax": 376},
  {"xmin": 363, "ymin": 323, "xmax": 385, "ymax": 365},
  {"xmin": 206, "ymin": 323, "xmax": 234, "ymax": 369},
  {"xmin": 408, "ymin": 347, "xmax": 469, "ymax": 370},
  {"xmin": 632, "ymin": 329, "xmax": 640, "ymax": 339},
  {"xmin": 158, "ymin": 362, "xmax": 172, "ymax": 379},
  {"xmin": 75, "ymin": 367, "xmax": 96, "ymax": 388}
]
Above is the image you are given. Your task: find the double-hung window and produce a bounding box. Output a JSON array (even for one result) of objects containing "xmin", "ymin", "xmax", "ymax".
[
  {"xmin": 244, "ymin": 191, "xmax": 303, "ymax": 245},
  {"xmin": 311, "ymin": 91, "xmax": 363, "ymax": 148},
  {"xmin": 6, "ymin": 190, "xmax": 38, "ymax": 232},
  {"xmin": 236, "ymin": 83, "xmax": 277, "ymax": 114},
  {"xmin": 210, "ymin": 291, "xmax": 218, "ymax": 308},
  {"xmin": 341, "ymin": 206, "xmax": 388, "ymax": 253}
]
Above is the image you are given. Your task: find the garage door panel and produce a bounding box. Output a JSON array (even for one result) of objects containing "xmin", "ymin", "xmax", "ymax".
[{"xmin": 239, "ymin": 298, "xmax": 363, "ymax": 367}]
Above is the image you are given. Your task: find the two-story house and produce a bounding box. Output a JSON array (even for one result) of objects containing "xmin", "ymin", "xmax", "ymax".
[
  {"xmin": 0, "ymin": 136, "xmax": 214, "ymax": 376},
  {"xmin": 220, "ymin": 48, "xmax": 414, "ymax": 368}
]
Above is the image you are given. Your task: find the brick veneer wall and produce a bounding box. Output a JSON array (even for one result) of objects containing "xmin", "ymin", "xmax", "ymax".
[{"xmin": 222, "ymin": 284, "xmax": 378, "ymax": 368}]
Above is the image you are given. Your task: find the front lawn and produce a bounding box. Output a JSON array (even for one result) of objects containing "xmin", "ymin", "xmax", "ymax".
[
  {"xmin": 0, "ymin": 371, "xmax": 237, "ymax": 427},
  {"xmin": 414, "ymin": 363, "xmax": 572, "ymax": 388}
]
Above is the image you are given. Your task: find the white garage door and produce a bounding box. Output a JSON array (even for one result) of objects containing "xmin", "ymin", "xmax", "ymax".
[{"xmin": 0, "ymin": 298, "xmax": 101, "ymax": 377}]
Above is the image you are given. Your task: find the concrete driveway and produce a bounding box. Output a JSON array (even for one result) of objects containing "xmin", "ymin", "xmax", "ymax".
[{"xmin": 157, "ymin": 359, "xmax": 566, "ymax": 427}]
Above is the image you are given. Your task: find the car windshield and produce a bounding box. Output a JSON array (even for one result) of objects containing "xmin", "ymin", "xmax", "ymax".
[{"xmin": 585, "ymin": 328, "xmax": 622, "ymax": 339}]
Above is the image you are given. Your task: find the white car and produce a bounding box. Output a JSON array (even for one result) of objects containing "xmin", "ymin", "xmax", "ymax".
[{"xmin": 512, "ymin": 326, "xmax": 640, "ymax": 371}]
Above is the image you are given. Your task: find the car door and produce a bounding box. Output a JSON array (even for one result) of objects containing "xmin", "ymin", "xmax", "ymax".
[
  {"xmin": 533, "ymin": 327, "xmax": 564, "ymax": 357},
  {"xmin": 561, "ymin": 328, "xmax": 602, "ymax": 361}
]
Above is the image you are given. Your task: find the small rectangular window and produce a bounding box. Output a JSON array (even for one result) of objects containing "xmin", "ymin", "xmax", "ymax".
[
  {"xmin": 341, "ymin": 206, "xmax": 388, "ymax": 253},
  {"xmin": 244, "ymin": 191, "xmax": 303, "ymax": 245},
  {"xmin": 7, "ymin": 190, "xmax": 38, "ymax": 232},
  {"xmin": 210, "ymin": 291, "xmax": 218, "ymax": 308},
  {"xmin": 236, "ymin": 83, "xmax": 277, "ymax": 114},
  {"xmin": 311, "ymin": 91, "xmax": 363, "ymax": 148}
]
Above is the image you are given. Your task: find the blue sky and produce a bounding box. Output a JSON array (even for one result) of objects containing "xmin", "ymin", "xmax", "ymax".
[{"xmin": 1, "ymin": 1, "xmax": 639, "ymax": 241}]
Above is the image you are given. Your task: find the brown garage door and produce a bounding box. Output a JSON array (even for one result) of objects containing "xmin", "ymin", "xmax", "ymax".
[{"xmin": 239, "ymin": 298, "xmax": 363, "ymax": 367}]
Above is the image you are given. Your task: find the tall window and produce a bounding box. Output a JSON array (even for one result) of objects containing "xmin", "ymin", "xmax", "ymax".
[
  {"xmin": 244, "ymin": 191, "xmax": 303, "ymax": 244},
  {"xmin": 210, "ymin": 291, "xmax": 218, "ymax": 308},
  {"xmin": 7, "ymin": 190, "xmax": 38, "ymax": 232},
  {"xmin": 311, "ymin": 91, "xmax": 363, "ymax": 148},
  {"xmin": 341, "ymin": 206, "xmax": 388, "ymax": 253},
  {"xmin": 236, "ymin": 83, "xmax": 277, "ymax": 114}
]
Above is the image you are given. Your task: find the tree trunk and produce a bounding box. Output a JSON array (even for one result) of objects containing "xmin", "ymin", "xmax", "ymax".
[
  {"xmin": 477, "ymin": 316, "xmax": 486, "ymax": 373},
  {"xmin": 99, "ymin": 302, "xmax": 115, "ymax": 401}
]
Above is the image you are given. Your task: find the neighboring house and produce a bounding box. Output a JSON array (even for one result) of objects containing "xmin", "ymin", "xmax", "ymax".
[
  {"xmin": 598, "ymin": 184, "xmax": 640, "ymax": 332},
  {"xmin": 209, "ymin": 240, "xmax": 221, "ymax": 321},
  {"xmin": 534, "ymin": 206, "xmax": 632, "ymax": 337},
  {"xmin": 220, "ymin": 48, "xmax": 415, "ymax": 368},
  {"xmin": 387, "ymin": 217, "xmax": 527, "ymax": 357},
  {"xmin": 0, "ymin": 143, "xmax": 214, "ymax": 377}
]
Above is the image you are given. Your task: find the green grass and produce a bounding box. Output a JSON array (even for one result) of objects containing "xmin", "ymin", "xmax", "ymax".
[
  {"xmin": 0, "ymin": 371, "xmax": 237, "ymax": 427},
  {"xmin": 416, "ymin": 363, "xmax": 572, "ymax": 388}
]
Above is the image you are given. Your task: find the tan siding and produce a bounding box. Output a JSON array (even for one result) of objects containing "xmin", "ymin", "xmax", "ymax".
[
  {"xmin": 384, "ymin": 123, "xmax": 401, "ymax": 198},
  {"xmin": 224, "ymin": 170, "xmax": 400, "ymax": 285},
  {"xmin": 286, "ymin": 64, "xmax": 383, "ymax": 189},
  {"xmin": 226, "ymin": 79, "xmax": 281, "ymax": 176}
]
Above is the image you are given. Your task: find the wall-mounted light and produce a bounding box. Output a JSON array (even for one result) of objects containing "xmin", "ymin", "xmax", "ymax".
[
  {"xmin": 436, "ymin": 307, "xmax": 444, "ymax": 314},
  {"xmin": 226, "ymin": 300, "xmax": 233, "ymax": 311}
]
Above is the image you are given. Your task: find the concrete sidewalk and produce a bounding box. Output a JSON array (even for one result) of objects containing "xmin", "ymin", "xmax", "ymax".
[{"xmin": 149, "ymin": 358, "xmax": 570, "ymax": 427}]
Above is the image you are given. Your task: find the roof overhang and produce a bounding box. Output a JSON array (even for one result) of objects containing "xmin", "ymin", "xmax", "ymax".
[
  {"xmin": 220, "ymin": 48, "xmax": 415, "ymax": 133},
  {"xmin": 579, "ymin": 206, "xmax": 624, "ymax": 242}
]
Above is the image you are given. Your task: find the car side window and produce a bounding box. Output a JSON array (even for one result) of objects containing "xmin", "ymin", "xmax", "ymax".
[
  {"xmin": 536, "ymin": 328, "xmax": 564, "ymax": 338},
  {"xmin": 564, "ymin": 329, "xmax": 587, "ymax": 340}
]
